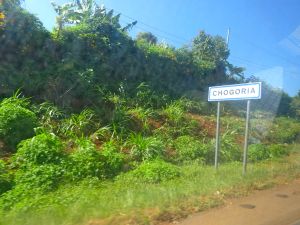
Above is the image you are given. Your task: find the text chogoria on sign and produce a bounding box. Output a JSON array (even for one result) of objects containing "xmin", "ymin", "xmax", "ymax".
[{"xmin": 208, "ymin": 82, "xmax": 261, "ymax": 102}]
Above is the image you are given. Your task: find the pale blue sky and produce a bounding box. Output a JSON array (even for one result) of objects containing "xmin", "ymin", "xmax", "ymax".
[{"xmin": 23, "ymin": 0, "xmax": 300, "ymax": 96}]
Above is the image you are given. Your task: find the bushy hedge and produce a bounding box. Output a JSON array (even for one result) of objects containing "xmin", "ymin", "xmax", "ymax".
[
  {"xmin": 248, "ymin": 143, "xmax": 289, "ymax": 162},
  {"xmin": 101, "ymin": 141, "xmax": 125, "ymax": 178},
  {"xmin": 267, "ymin": 117, "xmax": 300, "ymax": 144},
  {"xmin": 173, "ymin": 135, "xmax": 209, "ymax": 163},
  {"xmin": 248, "ymin": 144, "xmax": 269, "ymax": 162},
  {"xmin": 14, "ymin": 133, "xmax": 65, "ymax": 166},
  {"xmin": 11, "ymin": 133, "xmax": 66, "ymax": 192},
  {"xmin": 119, "ymin": 159, "xmax": 180, "ymax": 183},
  {"xmin": 0, "ymin": 160, "xmax": 13, "ymax": 195},
  {"xmin": 0, "ymin": 103, "xmax": 37, "ymax": 151},
  {"xmin": 68, "ymin": 138, "xmax": 105, "ymax": 180},
  {"xmin": 14, "ymin": 164, "xmax": 64, "ymax": 192},
  {"xmin": 68, "ymin": 139, "xmax": 125, "ymax": 180}
]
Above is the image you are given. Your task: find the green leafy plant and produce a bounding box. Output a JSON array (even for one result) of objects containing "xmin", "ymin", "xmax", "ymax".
[
  {"xmin": 134, "ymin": 82, "xmax": 169, "ymax": 109},
  {"xmin": 248, "ymin": 143, "xmax": 290, "ymax": 162},
  {"xmin": 14, "ymin": 164, "xmax": 64, "ymax": 192},
  {"xmin": 154, "ymin": 117, "xmax": 199, "ymax": 141},
  {"xmin": 0, "ymin": 102, "xmax": 37, "ymax": 151},
  {"xmin": 173, "ymin": 135, "xmax": 209, "ymax": 163},
  {"xmin": 267, "ymin": 144, "xmax": 289, "ymax": 158},
  {"xmin": 267, "ymin": 117, "xmax": 300, "ymax": 144},
  {"xmin": 92, "ymin": 126, "xmax": 112, "ymax": 142},
  {"xmin": 0, "ymin": 160, "xmax": 13, "ymax": 195},
  {"xmin": 68, "ymin": 138, "xmax": 105, "ymax": 180},
  {"xmin": 106, "ymin": 91, "xmax": 131, "ymax": 137},
  {"xmin": 248, "ymin": 143, "xmax": 269, "ymax": 162},
  {"xmin": 101, "ymin": 140, "xmax": 125, "ymax": 177},
  {"xmin": 13, "ymin": 133, "xmax": 65, "ymax": 166},
  {"xmin": 119, "ymin": 159, "xmax": 180, "ymax": 183}
]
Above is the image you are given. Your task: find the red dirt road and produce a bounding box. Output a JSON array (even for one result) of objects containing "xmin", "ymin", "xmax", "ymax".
[{"xmin": 172, "ymin": 179, "xmax": 300, "ymax": 225}]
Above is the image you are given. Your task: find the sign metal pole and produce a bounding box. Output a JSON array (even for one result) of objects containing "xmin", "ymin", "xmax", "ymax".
[
  {"xmin": 208, "ymin": 82, "xmax": 261, "ymax": 173},
  {"xmin": 215, "ymin": 101, "xmax": 221, "ymax": 170},
  {"xmin": 243, "ymin": 100, "xmax": 251, "ymax": 175}
]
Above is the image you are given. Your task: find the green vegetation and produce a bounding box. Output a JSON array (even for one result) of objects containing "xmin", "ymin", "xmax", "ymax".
[
  {"xmin": 248, "ymin": 144, "xmax": 289, "ymax": 162},
  {"xmin": 0, "ymin": 89, "xmax": 298, "ymax": 225},
  {"xmin": 1, "ymin": 1, "xmax": 300, "ymax": 224},
  {"xmin": 173, "ymin": 135, "xmax": 210, "ymax": 163},
  {"xmin": 119, "ymin": 159, "xmax": 180, "ymax": 183},
  {"xmin": 0, "ymin": 160, "xmax": 13, "ymax": 195},
  {"xmin": 0, "ymin": 95, "xmax": 37, "ymax": 151},
  {"xmin": 1, "ymin": 155, "xmax": 300, "ymax": 225},
  {"xmin": 14, "ymin": 133, "xmax": 65, "ymax": 165}
]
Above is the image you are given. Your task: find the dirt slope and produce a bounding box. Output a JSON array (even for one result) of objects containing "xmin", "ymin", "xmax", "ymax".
[{"xmin": 171, "ymin": 179, "xmax": 300, "ymax": 225}]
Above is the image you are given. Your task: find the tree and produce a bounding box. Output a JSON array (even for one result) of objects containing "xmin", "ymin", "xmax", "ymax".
[
  {"xmin": 0, "ymin": 0, "xmax": 22, "ymax": 8},
  {"xmin": 1, "ymin": 0, "xmax": 248, "ymax": 111},
  {"xmin": 47, "ymin": 0, "xmax": 138, "ymax": 108},
  {"xmin": 0, "ymin": 1, "xmax": 52, "ymax": 98},
  {"xmin": 191, "ymin": 31, "xmax": 244, "ymax": 85},
  {"xmin": 136, "ymin": 32, "xmax": 158, "ymax": 44},
  {"xmin": 51, "ymin": 0, "xmax": 136, "ymax": 36},
  {"xmin": 291, "ymin": 91, "xmax": 300, "ymax": 118},
  {"xmin": 51, "ymin": 1, "xmax": 76, "ymax": 34},
  {"xmin": 192, "ymin": 31, "xmax": 229, "ymax": 69},
  {"xmin": 277, "ymin": 92, "xmax": 292, "ymax": 116}
]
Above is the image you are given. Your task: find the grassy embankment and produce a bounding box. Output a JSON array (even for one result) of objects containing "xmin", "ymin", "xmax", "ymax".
[
  {"xmin": 1, "ymin": 150, "xmax": 300, "ymax": 225},
  {"xmin": 1, "ymin": 95, "xmax": 300, "ymax": 225}
]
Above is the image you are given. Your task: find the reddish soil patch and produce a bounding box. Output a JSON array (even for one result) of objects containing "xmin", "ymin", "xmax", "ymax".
[
  {"xmin": 164, "ymin": 147, "xmax": 177, "ymax": 159},
  {"xmin": 148, "ymin": 118, "xmax": 164, "ymax": 129},
  {"xmin": 235, "ymin": 134, "xmax": 245, "ymax": 146},
  {"xmin": 186, "ymin": 113, "xmax": 216, "ymax": 137}
]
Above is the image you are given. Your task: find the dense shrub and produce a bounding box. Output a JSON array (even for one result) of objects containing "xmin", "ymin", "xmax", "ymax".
[
  {"xmin": 173, "ymin": 135, "xmax": 209, "ymax": 163},
  {"xmin": 11, "ymin": 133, "xmax": 66, "ymax": 192},
  {"xmin": 0, "ymin": 178, "xmax": 53, "ymax": 212},
  {"xmin": 101, "ymin": 141, "xmax": 125, "ymax": 177},
  {"xmin": 0, "ymin": 187, "xmax": 32, "ymax": 211},
  {"xmin": 14, "ymin": 133, "xmax": 65, "ymax": 166},
  {"xmin": 248, "ymin": 144, "xmax": 269, "ymax": 162},
  {"xmin": 267, "ymin": 117, "xmax": 300, "ymax": 144},
  {"xmin": 0, "ymin": 160, "xmax": 13, "ymax": 195},
  {"xmin": 248, "ymin": 143, "xmax": 289, "ymax": 162},
  {"xmin": 69, "ymin": 138, "xmax": 105, "ymax": 180},
  {"xmin": 267, "ymin": 144, "xmax": 289, "ymax": 158},
  {"xmin": 14, "ymin": 164, "xmax": 64, "ymax": 192},
  {"xmin": 121, "ymin": 159, "xmax": 180, "ymax": 183},
  {"xmin": 0, "ymin": 103, "xmax": 37, "ymax": 151},
  {"xmin": 219, "ymin": 133, "xmax": 241, "ymax": 163},
  {"xmin": 174, "ymin": 98, "xmax": 212, "ymax": 115},
  {"xmin": 134, "ymin": 83, "xmax": 169, "ymax": 109},
  {"xmin": 153, "ymin": 117, "xmax": 199, "ymax": 142}
]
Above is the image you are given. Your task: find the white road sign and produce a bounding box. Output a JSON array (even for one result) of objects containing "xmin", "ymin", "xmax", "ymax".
[{"xmin": 208, "ymin": 82, "xmax": 261, "ymax": 102}]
